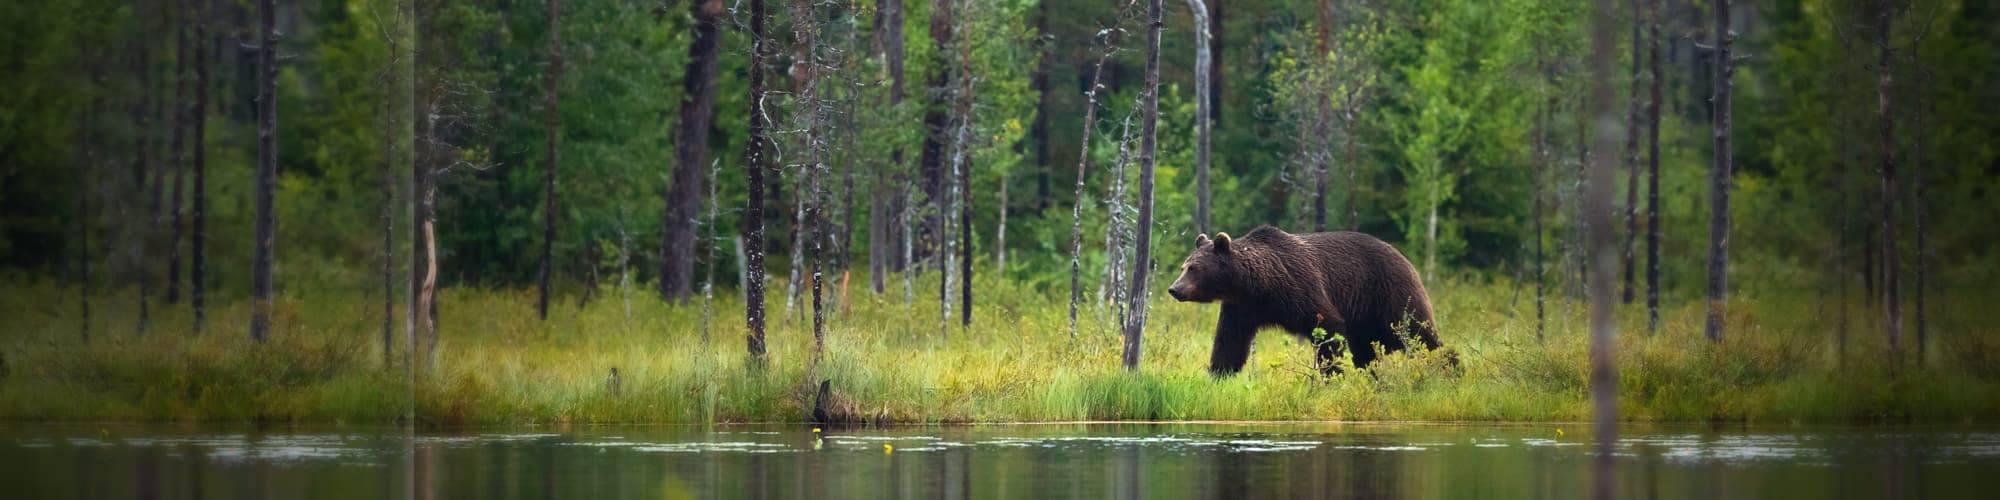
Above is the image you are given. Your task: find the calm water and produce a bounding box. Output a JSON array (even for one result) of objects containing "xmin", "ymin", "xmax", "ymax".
[{"xmin": 2, "ymin": 422, "xmax": 1993, "ymax": 499}]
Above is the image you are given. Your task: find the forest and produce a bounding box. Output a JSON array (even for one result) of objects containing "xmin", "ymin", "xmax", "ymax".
[{"xmin": 0, "ymin": 0, "xmax": 1996, "ymax": 425}]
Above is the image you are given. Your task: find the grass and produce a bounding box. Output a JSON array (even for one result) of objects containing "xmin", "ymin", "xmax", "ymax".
[{"xmin": 0, "ymin": 270, "xmax": 1994, "ymax": 426}]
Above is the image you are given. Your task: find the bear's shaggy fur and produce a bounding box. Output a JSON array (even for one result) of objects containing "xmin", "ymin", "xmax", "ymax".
[{"xmin": 1167, "ymin": 226, "xmax": 1443, "ymax": 375}]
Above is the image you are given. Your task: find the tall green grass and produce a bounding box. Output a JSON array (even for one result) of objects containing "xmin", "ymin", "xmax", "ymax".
[{"xmin": 0, "ymin": 272, "xmax": 1992, "ymax": 425}]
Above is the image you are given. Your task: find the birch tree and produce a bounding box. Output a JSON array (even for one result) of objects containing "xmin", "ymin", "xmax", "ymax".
[{"xmin": 744, "ymin": 0, "xmax": 772, "ymax": 359}]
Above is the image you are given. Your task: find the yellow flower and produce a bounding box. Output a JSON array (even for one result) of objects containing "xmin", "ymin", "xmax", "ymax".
[
  {"xmin": 812, "ymin": 427, "xmax": 821, "ymax": 433},
  {"xmin": 884, "ymin": 444, "xmax": 894, "ymax": 454},
  {"xmin": 1556, "ymin": 428, "xmax": 1565, "ymax": 438}
]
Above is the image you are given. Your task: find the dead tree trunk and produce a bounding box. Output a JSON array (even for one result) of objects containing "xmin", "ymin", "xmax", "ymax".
[
  {"xmin": 250, "ymin": 0, "xmax": 279, "ymax": 343},
  {"xmin": 1702, "ymin": 0, "xmax": 1736, "ymax": 344},
  {"xmin": 1188, "ymin": 0, "xmax": 1211, "ymax": 235},
  {"xmin": 1873, "ymin": 0, "xmax": 1901, "ymax": 364},
  {"xmin": 1123, "ymin": 0, "xmax": 1163, "ymax": 371},
  {"xmin": 744, "ymin": 0, "xmax": 771, "ymax": 359},
  {"xmin": 537, "ymin": 0, "xmax": 562, "ymax": 320},
  {"xmin": 1070, "ymin": 27, "xmax": 1119, "ymax": 338}
]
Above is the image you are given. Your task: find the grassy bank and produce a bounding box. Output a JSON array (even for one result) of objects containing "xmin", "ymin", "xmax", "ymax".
[{"xmin": 1, "ymin": 273, "xmax": 1994, "ymax": 425}]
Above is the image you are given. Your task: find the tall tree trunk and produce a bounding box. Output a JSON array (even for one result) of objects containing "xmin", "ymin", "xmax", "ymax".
[
  {"xmin": 1837, "ymin": 157, "xmax": 1850, "ymax": 365},
  {"xmin": 704, "ymin": 159, "xmax": 721, "ymax": 342},
  {"xmin": 996, "ymin": 181, "xmax": 1007, "ymax": 271},
  {"xmin": 956, "ymin": 12, "xmax": 973, "ymax": 329},
  {"xmin": 191, "ymin": 1, "xmax": 209, "ymax": 334},
  {"xmin": 930, "ymin": 0, "xmax": 955, "ymax": 335},
  {"xmin": 134, "ymin": 27, "xmax": 155, "ymax": 336},
  {"xmin": 381, "ymin": 2, "xmax": 402, "ymax": 366},
  {"xmin": 1123, "ymin": 0, "xmax": 1162, "ymax": 371},
  {"xmin": 1862, "ymin": 189, "xmax": 1875, "ymax": 301},
  {"xmin": 664, "ymin": 0, "xmax": 724, "ymax": 304},
  {"xmin": 1032, "ymin": 1, "xmax": 1052, "ymax": 212},
  {"xmin": 791, "ymin": 0, "xmax": 826, "ymax": 350},
  {"xmin": 744, "ymin": 0, "xmax": 771, "ymax": 359},
  {"xmin": 1874, "ymin": 0, "xmax": 1901, "ymax": 365},
  {"xmin": 1070, "ymin": 30, "xmax": 1118, "ymax": 338},
  {"xmin": 869, "ymin": 0, "xmax": 907, "ymax": 294},
  {"xmin": 1209, "ymin": 0, "xmax": 1225, "ymax": 127},
  {"xmin": 166, "ymin": 10, "xmax": 189, "ymax": 306},
  {"xmin": 1912, "ymin": 79, "xmax": 1927, "ymax": 366},
  {"xmin": 250, "ymin": 0, "xmax": 278, "ymax": 343},
  {"xmin": 79, "ymin": 63, "xmax": 98, "ymax": 342},
  {"xmin": 1586, "ymin": 0, "xmax": 1620, "ymax": 495},
  {"xmin": 1534, "ymin": 76, "xmax": 1549, "ymax": 343},
  {"xmin": 1645, "ymin": 0, "xmax": 1662, "ymax": 332},
  {"xmin": 413, "ymin": 0, "xmax": 440, "ymax": 370},
  {"xmin": 1702, "ymin": 0, "xmax": 1734, "ymax": 344},
  {"xmin": 1312, "ymin": 0, "xmax": 1332, "ymax": 232},
  {"xmin": 919, "ymin": 0, "xmax": 955, "ymax": 268},
  {"xmin": 1574, "ymin": 95, "xmax": 1590, "ymax": 297},
  {"xmin": 1344, "ymin": 83, "xmax": 1365, "ymax": 231},
  {"xmin": 1622, "ymin": 0, "xmax": 1642, "ymax": 305},
  {"xmin": 1188, "ymin": 0, "xmax": 1211, "ymax": 236},
  {"xmin": 537, "ymin": 0, "xmax": 562, "ymax": 320}
]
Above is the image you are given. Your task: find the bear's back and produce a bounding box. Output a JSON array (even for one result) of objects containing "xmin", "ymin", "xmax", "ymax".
[{"xmin": 1290, "ymin": 230, "xmax": 1427, "ymax": 323}]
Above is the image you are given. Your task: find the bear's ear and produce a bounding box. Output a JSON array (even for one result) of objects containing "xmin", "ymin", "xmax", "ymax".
[
  {"xmin": 1213, "ymin": 232, "xmax": 1232, "ymax": 254},
  {"xmin": 1196, "ymin": 234, "xmax": 1211, "ymax": 248}
]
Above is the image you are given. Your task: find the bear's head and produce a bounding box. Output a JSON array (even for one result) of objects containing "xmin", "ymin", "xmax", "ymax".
[{"xmin": 1168, "ymin": 232, "xmax": 1244, "ymax": 303}]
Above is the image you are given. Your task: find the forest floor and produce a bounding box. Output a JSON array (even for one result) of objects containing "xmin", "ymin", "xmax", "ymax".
[{"xmin": 2, "ymin": 272, "xmax": 1995, "ymax": 426}]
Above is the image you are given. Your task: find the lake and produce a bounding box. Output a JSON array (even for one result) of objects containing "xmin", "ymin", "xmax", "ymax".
[{"xmin": 2, "ymin": 422, "xmax": 1991, "ymax": 499}]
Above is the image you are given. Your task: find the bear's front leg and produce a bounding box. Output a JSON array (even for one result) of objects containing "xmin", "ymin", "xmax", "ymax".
[{"xmin": 1208, "ymin": 304, "xmax": 1259, "ymax": 376}]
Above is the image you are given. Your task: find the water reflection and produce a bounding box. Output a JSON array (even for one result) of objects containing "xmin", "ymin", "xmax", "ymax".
[{"xmin": 1, "ymin": 423, "xmax": 1991, "ymax": 499}]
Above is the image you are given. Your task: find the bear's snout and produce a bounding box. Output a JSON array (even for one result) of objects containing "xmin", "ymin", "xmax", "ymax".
[{"xmin": 1168, "ymin": 285, "xmax": 1189, "ymax": 301}]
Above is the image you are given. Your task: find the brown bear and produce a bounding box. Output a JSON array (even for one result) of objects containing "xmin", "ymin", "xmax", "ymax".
[{"xmin": 1167, "ymin": 226, "xmax": 1444, "ymax": 375}]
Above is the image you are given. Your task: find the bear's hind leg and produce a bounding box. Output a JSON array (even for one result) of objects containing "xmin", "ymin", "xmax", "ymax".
[{"xmin": 1314, "ymin": 338, "xmax": 1346, "ymax": 375}]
